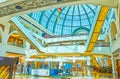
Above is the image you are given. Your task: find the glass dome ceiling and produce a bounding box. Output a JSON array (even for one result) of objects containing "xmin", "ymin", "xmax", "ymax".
[
  {"xmin": 28, "ymin": 4, "xmax": 98, "ymax": 36},
  {"xmin": 0, "ymin": 0, "xmax": 6, "ymax": 3}
]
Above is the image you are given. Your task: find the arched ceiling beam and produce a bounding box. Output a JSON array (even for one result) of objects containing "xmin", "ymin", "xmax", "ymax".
[
  {"xmin": 61, "ymin": 7, "xmax": 71, "ymax": 35},
  {"xmin": 73, "ymin": 27, "xmax": 90, "ymax": 34},
  {"xmin": 52, "ymin": 7, "xmax": 66, "ymax": 33},
  {"xmin": 71, "ymin": 6, "xmax": 75, "ymax": 34},
  {"xmin": 39, "ymin": 11, "xmax": 45, "ymax": 23},
  {"xmin": 46, "ymin": 9, "xmax": 57, "ymax": 29},
  {"xmin": 86, "ymin": 4, "xmax": 96, "ymax": 15},
  {"xmin": 77, "ymin": 5, "xmax": 82, "ymax": 26},
  {"xmin": 81, "ymin": 5, "xmax": 91, "ymax": 27}
]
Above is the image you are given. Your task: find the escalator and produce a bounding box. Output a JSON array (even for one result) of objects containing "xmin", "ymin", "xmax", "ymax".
[
  {"xmin": 9, "ymin": 16, "xmax": 46, "ymax": 53},
  {"xmin": 19, "ymin": 15, "xmax": 54, "ymax": 36},
  {"xmin": 85, "ymin": 6, "xmax": 109, "ymax": 68}
]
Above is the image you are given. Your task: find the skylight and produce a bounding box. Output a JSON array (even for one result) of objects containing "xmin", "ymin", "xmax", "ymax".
[
  {"xmin": 0, "ymin": 0, "xmax": 6, "ymax": 3},
  {"xmin": 28, "ymin": 4, "xmax": 98, "ymax": 36}
]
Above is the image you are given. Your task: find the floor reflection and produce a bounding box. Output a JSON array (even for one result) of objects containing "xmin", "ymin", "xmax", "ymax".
[{"xmin": 14, "ymin": 73, "xmax": 117, "ymax": 79}]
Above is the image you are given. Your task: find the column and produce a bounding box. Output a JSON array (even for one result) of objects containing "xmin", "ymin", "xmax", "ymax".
[
  {"xmin": 0, "ymin": 43, "xmax": 7, "ymax": 57},
  {"xmin": 87, "ymin": 57, "xmax": 91, "ymax": 77},
  {"xmin": 104, "ymin": 57, "xmax": 108, "ymax": 67},
  {"xmin": 111, "ymin": 54, "xmax": 116, "ymax": 78},
  {"xmin": 49, "ymin": 57, "xmax": 53, "ymax": 70},
  {"xmin": 2, "ymin": 22, "xmax": 10, "ymax": 44}
]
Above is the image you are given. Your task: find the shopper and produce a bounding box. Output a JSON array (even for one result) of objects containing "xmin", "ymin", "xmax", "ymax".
[
  {"xmin": 27, "ymin": 64, "xmax": 31, "ymax": 75},
  {"xmin": 20, "ymin": 63, "xmax": 24, "ymax": 74}
]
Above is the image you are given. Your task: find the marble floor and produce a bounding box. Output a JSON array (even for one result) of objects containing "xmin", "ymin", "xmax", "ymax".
[{"xmin": 14, "ymin": 73, "xmax": 119, "ymax": 79}]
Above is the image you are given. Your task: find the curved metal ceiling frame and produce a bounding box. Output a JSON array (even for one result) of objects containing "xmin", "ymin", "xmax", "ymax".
[
  {"xmin": 86, "ymin": 5, "xmax": 96, "ymax": 15},
  {"xmin": 71, "ymin": 6, "xmax": 75, "ymax": 34},
  {"xmin": 81, "ymin": 5, "xmax": 91, "ymax": 27},
  {"xmin": 52, "ymin": 7, "xmax": 66, "ymax": 33},
  {"xmin": 28, "ymin": 4, "xmax": 98, "ymax": 35},
  {"xmin": 77, "ymin": 5, "xmax": 82, "ymax": 27},
  {"xmin": 61, "ymin": 7, "xmax": 71, "ymax": 35},
  {"xmin": 39, "ymin": 11, "xmax": 45, "ymax": 23},
  {"xmin": 46, "ymin": 8, "xmax": 95, "ymax": 22},
  {"xmin": 46, "ymin": 9, "xmax": 57, "ymax": 29},
  {"xmin": 73, "ymin": 27, "xmax": 90, "ymax": 34}
]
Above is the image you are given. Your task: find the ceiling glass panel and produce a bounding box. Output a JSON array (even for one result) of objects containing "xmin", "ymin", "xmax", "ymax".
[
  {"xmin": 73, "ymin": 21, "xmax": 80, "ymax": 27},
  {"xmin": 48, "ymin": 21, "xmax": 54, "ymax": 32},
  {"xmin": 73, "ymin": 16, "xmax": 80, "ymax": 21},
  {"xmin": 0, "ymin": 0, "xmax": 6, "ymax": 3},
  {"xmin": 28, "ymin": 4, "xmax": 98, "ymax": 35}
]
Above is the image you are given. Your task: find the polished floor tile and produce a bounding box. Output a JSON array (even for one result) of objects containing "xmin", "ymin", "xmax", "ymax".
[{"xmin": 14, "ymin": 73, "xmax": 117, "ymax": 79}]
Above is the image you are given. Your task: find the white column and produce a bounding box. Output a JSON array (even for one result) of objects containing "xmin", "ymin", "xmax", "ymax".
[
  {"xmin": 87, "ymin": 57, "xmax": 91, "ymax": 77},
  {"xmin": 87, "ymin": 57, "xmax": 91, "ymax": 66},
  {"xmin": 0, "ymin": 17, "xmax": 10, "ymax": 44},
  {"xmin": 59, "ymin": 61, "xmax": 63, "ymax": 69},
  {"xmin": 104, "ymin": 58, "xmax": 108, "ymax": 67},
  {"xmin": 0, "ymin": 34, "xmax": 7, "ymax": 57},
  {"xmin": 111, "ymin": 54, "xmax": 116, "ymax": 78}
]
